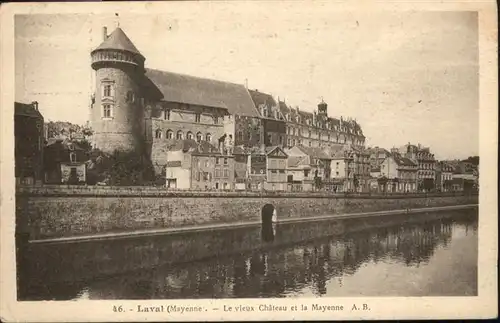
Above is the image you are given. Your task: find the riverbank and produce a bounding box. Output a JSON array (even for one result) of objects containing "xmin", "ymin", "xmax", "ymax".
[
  {"xmin": 29, "ymin": 204, "xmax": 477, "ymax": 244},
  {"xmin": 16, "ymin": 185, "xmax": 478, "ymax": 241}
]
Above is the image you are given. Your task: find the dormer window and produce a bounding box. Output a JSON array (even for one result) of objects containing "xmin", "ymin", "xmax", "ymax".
[
  {"xmin": 163, "ymin": 108, "xmax": 170, "ymax": 120},
  {"xmin": 70, "ymin": 152, "xmax": 76, "ymax": 163}
]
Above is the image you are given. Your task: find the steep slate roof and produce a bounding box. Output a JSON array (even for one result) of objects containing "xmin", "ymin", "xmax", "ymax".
[
  {"xmin": 93, "ymin": 27, "xmax": 143, "ymax": 56},
  {"xmin": 295, "ymin": 146, "xmax": 331, "ymax": 159},
  {"xmin": 145, "ymin": 68, "xmax": 259, "ymax": 117},
  {"xmin": 393, "ymin": 155, "xmax": 417, "ymax": 167},
  {"xmin": 15, "ymin": 102, "xmax": 43, "ymax": 119},
  {"xmin": 248, "ymin": 90, "xmax": 277, "ymax": 108},
  {"xmin": 287, "ymin": 156, "xmax": 308, "ymax": 168}
]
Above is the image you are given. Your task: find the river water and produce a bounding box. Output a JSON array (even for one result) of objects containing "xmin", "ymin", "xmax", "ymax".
[{"xmin": 21, "ymin": 209, "xmax": 477, "ymax": 300}]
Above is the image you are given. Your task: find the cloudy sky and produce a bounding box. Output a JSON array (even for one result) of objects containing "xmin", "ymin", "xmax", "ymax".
[{"xmin": 15, "ymin": 3, "xmax": 479, "ymax": 160}]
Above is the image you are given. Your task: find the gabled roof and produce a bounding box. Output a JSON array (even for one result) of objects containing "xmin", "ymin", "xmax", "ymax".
[
  {"xmin": 15, "ymin": 102, "xmax": 43, "ymax": 119},
  {"xmin": 93, "ymin": 27, "xmax": 143, "ymax": 57},
  {"xmin": 265, "ymin": 146, "xmax": 288, "ymax": 157},
  {"xmin": 144, "ymin": 68, "xmax": 259, "ymax": 117},
  {"xmin": 294, "ymin": 145, "xmax": 331, "ymax": 159},
  {"xmin": 287, "ymin": 156, "xmax": 309, "ymax": 168},
  {"xmin": 393, "ymin": 155, "xmax": 417, "ymax": 167}
]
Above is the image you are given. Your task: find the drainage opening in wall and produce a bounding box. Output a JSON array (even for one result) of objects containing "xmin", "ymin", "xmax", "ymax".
[{"xmin": 261, "ymin": 204, "xmax": 277, "ymax": 242}]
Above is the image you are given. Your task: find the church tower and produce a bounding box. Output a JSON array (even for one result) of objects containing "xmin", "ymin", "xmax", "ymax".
[{"xmin": 90, "ymin": 26, "xmax": 146, "ymax": 154}]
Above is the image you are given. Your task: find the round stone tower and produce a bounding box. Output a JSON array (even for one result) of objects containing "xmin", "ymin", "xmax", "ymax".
[{"xmin": 90, "ymin": 26, "xmax": 146, "ymax": 154}]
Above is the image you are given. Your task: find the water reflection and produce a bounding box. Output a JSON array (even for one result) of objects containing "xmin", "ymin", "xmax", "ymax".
[{"xmin": 22, "ymin": 211, "xmax": 477, "ymax": 300}]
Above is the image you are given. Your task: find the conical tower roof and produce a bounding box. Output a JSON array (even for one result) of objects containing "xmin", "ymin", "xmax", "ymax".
[{"xmin": 93, "ymin": 27, "xmax": 143, "ymax": 57}]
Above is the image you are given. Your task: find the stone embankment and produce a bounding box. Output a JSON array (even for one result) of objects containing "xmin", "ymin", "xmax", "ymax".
[{"xmin": 16, "ymin": 185, "xmax": 478, "ymax": 241}]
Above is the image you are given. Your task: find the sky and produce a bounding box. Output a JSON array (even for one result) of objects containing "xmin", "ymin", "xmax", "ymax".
[{"xmin": 14, "ymin": 4, "xmax": 479, "ymax": 160}]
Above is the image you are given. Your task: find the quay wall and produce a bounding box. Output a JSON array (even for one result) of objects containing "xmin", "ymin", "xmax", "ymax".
[{"xmin": 16, "ymin": 186, "xmax": 478, "ymax": 240}]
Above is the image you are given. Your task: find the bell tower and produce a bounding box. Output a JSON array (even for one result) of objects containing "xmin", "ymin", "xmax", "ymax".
[
  {"xmin": 90, "ymin": 26, "xmax": 146, "ymax": 154},
  {"xmin": 318, "ymin": 98, "xmax": 328, "ymax": 117}
]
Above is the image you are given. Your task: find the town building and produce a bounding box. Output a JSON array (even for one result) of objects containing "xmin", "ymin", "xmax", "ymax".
[
  {"xmin": 164, "ymin": 140, "xmax": 234, "ymax": 190},
  {"xmin": 89, "ymin": 26, "xmax": 365, "ymax": 184},
  {"xmin": 380, "ymin": 154, "xmax": 418, "ymax": 193},
  {"xmin": 365, "ymin": 146, "xmax": 391, "ymax": 169},
  {"xmin": 325, "ymin": 146, "xmax": 353, "ymax": 192},
  {"xmin": 285, "ymin": 146, "xmax": 332, "ymax": 191},
  {"xmin": 435, "ymin": 161, "xmax": 454, "ymax": 192},
  {"xmin": 15, "ymin": 101, "xmax": 44, "ymax": 185},
  {"xmin": 398, "ymin": 143, "xmax": 436, "ymax": 191},
  {"xmin": 43, "ymin": 139, "xmax": 87, "ymax": 184},
  {"xmin": 248, "ymin": 90, "xmax": 287, "ymax": 147}
]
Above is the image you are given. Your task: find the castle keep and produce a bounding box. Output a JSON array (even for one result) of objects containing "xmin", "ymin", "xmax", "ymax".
[{"xmin": 90, "ymin": 26, "xmax": 366, "ymax": 176}]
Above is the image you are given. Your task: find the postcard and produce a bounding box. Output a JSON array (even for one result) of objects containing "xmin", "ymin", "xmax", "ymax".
[{"xmin": 0, "ymin": 0, "xmax": 497, "ymax": 321}]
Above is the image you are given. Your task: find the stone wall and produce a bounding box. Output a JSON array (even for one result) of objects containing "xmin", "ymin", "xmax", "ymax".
[{"xmin": 16, "ymin": 186, "xmax": 478, "ymax": 240}]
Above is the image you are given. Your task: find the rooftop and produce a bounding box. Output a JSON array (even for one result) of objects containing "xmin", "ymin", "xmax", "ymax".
[{"xmin": 93, "ymin": 27, "xmax": 143, "ymax": 57}]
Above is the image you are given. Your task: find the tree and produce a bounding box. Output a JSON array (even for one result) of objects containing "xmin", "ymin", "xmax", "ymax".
[{"xmin": 86, "ymin": 149, "xmax": 155, "ymax": 186}]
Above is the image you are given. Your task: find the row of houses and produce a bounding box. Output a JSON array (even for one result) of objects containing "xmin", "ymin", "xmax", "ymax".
[
  {"xmin": 162, "ymin": 139, "xmax": 371, "ymax": 192},
  {"xmin": 14, "ymin": 101, "xmax": 478, "ymax": 193},
  {"xmin": 367, "ymin": 145, "xmax": 479, "ymax": 193}
]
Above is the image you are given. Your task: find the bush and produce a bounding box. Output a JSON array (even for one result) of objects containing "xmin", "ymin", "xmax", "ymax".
[{"xmin": 86, "ymin": 149, "xmax": 155, "ymax": 186}]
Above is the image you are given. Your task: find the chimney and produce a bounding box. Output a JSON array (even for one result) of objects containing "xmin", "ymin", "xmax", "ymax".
[
  {"xmin": 103, "ymin": 27, "xmax": 108, "ymax": 41},
  {"xmin": 31, "ymin": 101, "xmax": 38, "ymax": 111}
]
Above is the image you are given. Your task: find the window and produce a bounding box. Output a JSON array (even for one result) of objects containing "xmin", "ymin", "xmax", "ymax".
[
  {"xmin": 206, "ymin": 133, "xmax": 212, "ymax": 142},
  {"xmin": 187, "ymin": 132, "xmax": 194, "ymax": 140},
  {"xmin": 196, "ymin": 132, "xmax": 203, "ymax": 142},
  {"xmin": 216, "ymin": 157, "xmax": 220, "ymax": 165},
  {"xmin": 267, "ymin": 134, "xmax": 272, "ymax": 144},
  {"xmin": 70, "ymin": 152, "xmax": 76, "ymax": 163},
  {"xmin": 215, "ymin": 169, "xmax": 220, "ymax": 177},
  {"xmin": 213, "ymin": 116, "xmax": 219, "ymax": 124},
  {"xmin": 223, "ymin": 169, "xmax": 229, "ymax": 177},
  {"xmin": 102, "ymin": 104, "xmax": 112, "ymax": 118},
  {"xmin": 204, "ymin": 160, "xmax": 210, "ymax": 168},
  {"xmin": 237, "ymin": 131, "xmax": 243, "ymax": 142},
  {"xmin": 166, "ymin": 130, "xmax": 173, "ymax": 139},
  {"xmin": 126, "ymin": 91, "xmax": 135, "ymax": 103},
  {"xmin": 103, "ymin": 84, "xmax": 113, "ymax": 97},
  {"xmin": 279, "ymin": 136, "xmax": 283, "ymax": 145},
  {"xmin": 215, "ymin": 182, "xmax": 219, "ymax": 189},
  {"xmin": 196, "ymin": 172, "xmax": 201, "ymax": 181},
  {"xmin": 224, "ymin": 158, "xmax": 228, "ymax": 165},
  {"xmin": 176, "ymin": 130, "xmax": 183, "ymax": 140},
  {"xmin": 195, "ymin": 113, "xmax": 201, "ymax": 123},
  {"xmin": 164, "ymin": 108, "xmax": 170, "ymax": 120},
  {"xmin": 155, "ymin": 129, "xmax": 163, "ymax": 139},
  {"xmin": 223, "ymin": 183, "xmax": 228, "ymax": 190}
]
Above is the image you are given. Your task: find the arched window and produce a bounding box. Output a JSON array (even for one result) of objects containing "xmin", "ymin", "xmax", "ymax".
[
  {"xmin": 186, "ymin": 132, "xmax": 194, "ymax": 140},
  {"xmin": 155, "ymin": 129, "xmax": 163, "ymax": 139},
  {"xmin": 176, "ymin": 130, "xmax": 183, "ymax": 140},
  {"xmin": 166, "ymin": 129, "xmax": 173, "ymax": 139},
  {"xmin": 196, "ymin": 132, "xmax": 203, "ymax": 142},
  {"xmin": 206, "ymin": 133, "xmax": 212, "ymax": 142}
]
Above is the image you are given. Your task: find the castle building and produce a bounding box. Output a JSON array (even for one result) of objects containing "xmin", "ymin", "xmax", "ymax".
[{"xmin": 89, "ymin": 26, "xmax": 365, "ymax": 179}]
